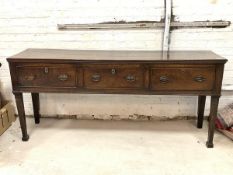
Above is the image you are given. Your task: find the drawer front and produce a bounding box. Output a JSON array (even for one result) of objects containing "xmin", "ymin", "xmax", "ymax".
[
  {"xmin": 17, "ymin": 64, "xmax": 77, "ymax": 87},
  {"xmin": 84, "ymin": 65, "xmax": 145, "ymax": 89},
  {"xmin": 151, "ymin": 67, "xmax": 215, "ymax": 91}
]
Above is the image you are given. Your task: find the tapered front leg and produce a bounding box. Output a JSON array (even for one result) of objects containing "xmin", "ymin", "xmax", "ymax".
[
  {"xmin": 197, "ymin": 95, "xmax": 206, "ymax": 128},
  {"xmin": 14, "ymin": 93, "xmax": 29, "ymax": 141},
  {"xmin": 206, "ymin": 96, "xmax": 220, "ymax": 148},
  {"xmin": 32, "ymin": 93, "xmax": 40, "ymax": 124}
]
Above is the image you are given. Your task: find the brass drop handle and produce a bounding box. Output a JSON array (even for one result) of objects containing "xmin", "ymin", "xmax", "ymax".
[
  {"xmin": 159, "ymin": 76, "xmax": 169, "ymax": 84},
  {"xmin": 194, "ymin": 76, "xmax": 206, "ymax": 82},
  {"xmin": 25, "ymin": 75, "xmax": 35, "ymax": 81},
  {"xmin": 126, "ymin": 75, "xmax": 136, "ymax": 82},
  {"xmin": 58, "ymin": 74, "xmax": 68, "ymax": 81},
  {"xmin": 92, "ymin": 74, "xmax": 101, "ymax": 82},
  {"xmin": 44, "ymin": 67, "xmax": 49, "ymax": 74},
  {"xmin": 111, "ymin": 68, "xmax": 116, "ymax": 75}
]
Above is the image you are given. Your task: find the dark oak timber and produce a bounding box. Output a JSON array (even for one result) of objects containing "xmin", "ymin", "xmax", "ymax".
[
  {"xmin": 206, "ymin": 96, "xmax": 220, "ymax": 148},
  {"xmin": 197, "ymin": 95, "xmax": 206, "ymax": 128},
  {"xmin": 7, "ymin": 49, "xmax": 227, "ymax": 147},
  {"xmin": 31, "ymin": 93, "xmax": 40, "ymax": 124},
  {"xmin": 14, "ymin": 93, "xmax": 29, "ymax": 141}
]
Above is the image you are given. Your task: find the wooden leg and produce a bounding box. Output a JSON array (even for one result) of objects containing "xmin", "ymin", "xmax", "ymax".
[
  {"xmin": 32, "ymin": 93, "xmax": 40, "ymax": 124},
  {"xmin": 197, "ymin": 95, "xmax": 206, "ymax": 128},
  {"xmin": 14, "ymin": 93, "xmax": 29, "ymax": 141},
  {"xmin": 206, "ymin": 96, "xmax": 220, "ymax": 148}
]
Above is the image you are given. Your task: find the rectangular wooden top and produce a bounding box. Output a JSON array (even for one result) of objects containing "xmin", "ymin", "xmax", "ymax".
[{"xmin": 7, "ymin": 48, "xmax": 227, "ymax": 63}]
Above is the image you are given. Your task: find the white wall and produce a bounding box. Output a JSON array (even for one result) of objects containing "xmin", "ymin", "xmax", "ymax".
[{"xmin": 0, "ymin": 0, "xmax": 233, "ymax": 119}]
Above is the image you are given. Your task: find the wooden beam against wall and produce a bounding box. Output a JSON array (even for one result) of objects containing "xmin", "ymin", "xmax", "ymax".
[{"xmin": 57, "ymin": 21, "xmax": 230, "ymax": 30}]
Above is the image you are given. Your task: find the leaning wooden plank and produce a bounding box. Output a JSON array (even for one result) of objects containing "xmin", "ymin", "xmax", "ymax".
[{"xmin": 218, "ymin": 129, "xmax": 233, "ymax": 141}]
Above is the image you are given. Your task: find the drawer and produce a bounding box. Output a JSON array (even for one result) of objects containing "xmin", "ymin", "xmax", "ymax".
[
  {"xmin": 84, "ymin": 64, "xmax": 145, "ymax": 89},
  {"xmin": 16, "ymin": 64, "xmax": 77, "ymax": 87},
  {"xmin": 150, "ymin": 67, "xmax": 215, "ymax": 91}
]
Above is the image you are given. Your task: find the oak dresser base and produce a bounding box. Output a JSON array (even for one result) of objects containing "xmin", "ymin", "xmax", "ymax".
[{"xmin": 7, "ymin": 49, "xmax": 227, "ymax": 148}]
